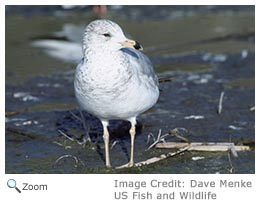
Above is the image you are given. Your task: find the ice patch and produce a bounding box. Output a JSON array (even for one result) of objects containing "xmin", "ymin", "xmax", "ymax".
[
  {"xmin": 37, "ymin": 83, "xmax": 62, "ymax": 88},
  {"xmin": 192, "ymin": 156, "xmax": 205, "ymax": 161},
  {"xmin": 228, "ymin": 125, "xmax": 242, "ymax": 130},
  {"xmin": 5, "ymin": 117, "xmax": 26, "ymax": 123},
  {"xmin": 13, "ymin": 92, "xmax": 39, "ymax": 102},
  {"xmin": 202, "ymin": 53, "xmax": 227, "ymax": 62},
  {"xmin": 187, "ymin": 74, "xmax": 213, "ymax": 84},
  {"xmin": 184, "ymin": 115, "xmax": 205, "ymax": 120},
  {"xmin": 14, "ymin": 120, "xmax": 39, "ymax": 126},
  {"xmin": 241, "ymin": 49, "xmax": 248, "ymax": 59}
]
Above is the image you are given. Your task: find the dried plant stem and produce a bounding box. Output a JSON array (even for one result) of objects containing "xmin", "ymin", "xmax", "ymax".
[{"xmin": 156, "ymin": 142, "xmax": 249, "ymax": 157}]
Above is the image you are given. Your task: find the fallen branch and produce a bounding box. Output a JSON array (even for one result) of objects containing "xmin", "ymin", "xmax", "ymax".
[
  {"xmin": 156, "ymin": 142, "xmax": 250, "ymax": 157},
  {"xmin": 116, "ymin": 146, "xmax": 189, "ymax": 169},
  {"xmin": 116, "ymin": 141, "xmax": 250, "ymax": 169},
  {"xmin": 135, "ymin": 146, "xmax": 190, "ymax": 167}
]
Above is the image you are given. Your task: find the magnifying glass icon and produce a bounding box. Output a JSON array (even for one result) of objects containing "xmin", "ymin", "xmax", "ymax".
[{"xmin": 7, "ymin": 179, "xmax": 21, "ymax": 193}]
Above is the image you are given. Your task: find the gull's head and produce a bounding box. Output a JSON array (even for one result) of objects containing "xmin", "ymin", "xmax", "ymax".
[{"xmin": 83, "ymin": 19, "xmax": 143, "ymax": 55}]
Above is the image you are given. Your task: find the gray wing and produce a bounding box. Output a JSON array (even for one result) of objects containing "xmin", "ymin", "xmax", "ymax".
[{"xmin": 120, "ymin": 48, "xmax": 159, "ymax": 86}]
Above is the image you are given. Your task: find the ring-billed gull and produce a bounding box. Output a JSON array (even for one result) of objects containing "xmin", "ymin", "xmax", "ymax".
[{"xmin": 74, "ymin": 19, "xmax": 159, "ymax": 168}]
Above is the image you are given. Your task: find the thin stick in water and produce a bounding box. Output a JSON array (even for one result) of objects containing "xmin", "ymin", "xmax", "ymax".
[{"xmin": 218, "ymin": 91, "xmax": 225, "ymax": 114}]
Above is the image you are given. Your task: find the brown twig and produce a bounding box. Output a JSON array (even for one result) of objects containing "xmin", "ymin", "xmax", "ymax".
[
  {"xmin": 5, "ymin": 111, "xmax": 21, "ymax": 117},
  {"xmin": 169, "ymin": 128, "xmax": 190, "ymax": 143},
  {"xmin": 6, "ymin": 127, "xmax": 36, "ymax": 139},
  {"xmin": 158, "ymin": 76, "xmax": 176, "ymax": 83}
]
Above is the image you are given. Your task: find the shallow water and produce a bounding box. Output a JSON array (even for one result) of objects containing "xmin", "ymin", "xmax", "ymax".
[{"xmin": 5, "ymin": 6, "xmax": 255, "ymax": 174}]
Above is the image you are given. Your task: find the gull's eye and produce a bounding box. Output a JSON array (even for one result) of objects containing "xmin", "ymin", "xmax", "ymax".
[{"xmin": 103, "ymin": 33, "xmax": 111, "ymax": 37}]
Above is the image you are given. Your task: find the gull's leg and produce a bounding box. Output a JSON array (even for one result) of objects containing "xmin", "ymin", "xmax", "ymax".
[
  {"xmin": 102, "ymin": 120, "xmax": 111, "ymax": 168},
  {"xmin": 128, "ymin": 117, "xmax": 137, "ymax": 167},
  {"xmin": 79, "ymin": 110, "xmax": 91, "ymax": 143}
]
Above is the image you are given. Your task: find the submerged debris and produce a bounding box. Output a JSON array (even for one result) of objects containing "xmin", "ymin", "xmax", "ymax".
[
  {"xmin": 228, "ymin": 125, "xmax": 243, "ymax": 130},
  {"xmin": 217, "ymin": 91, "xmax": 225, "ymax": 114},
  {"xmin": 54, "ymin": 154, "xmax": 85, "ymax": 168}
]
